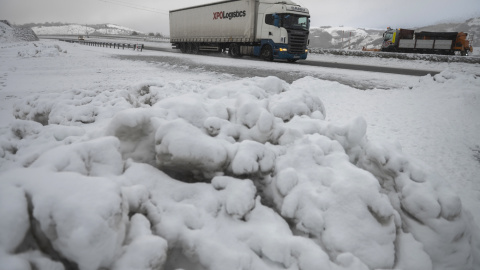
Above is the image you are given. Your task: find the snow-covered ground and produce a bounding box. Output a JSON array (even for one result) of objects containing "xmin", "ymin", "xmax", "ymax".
[{"xmin": 0, "ymin": 39, "xmax": 479, "ymax": 270}]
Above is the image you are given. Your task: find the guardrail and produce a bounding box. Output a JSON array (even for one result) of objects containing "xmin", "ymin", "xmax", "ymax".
[
  {"xmin": 40, "ymin": 34, "xmax": 170, "ymax": 43},
  {"xmin": 60, "ymin": 39, "xmax": 144, "ymax": 51}
]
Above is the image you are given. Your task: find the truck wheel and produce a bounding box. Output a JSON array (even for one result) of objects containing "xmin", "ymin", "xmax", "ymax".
[
  {"xmin": 192, "ymin": 43, "xmax": 200, "ymax": 54},
  {"xmin": 186, "ymin": 43, "xmax": 193, "ymax": 54},
  {"xmin": 228, "ymin": 43, "xmax": 241, "ymax": 58},
  {"xmin": 180, "ymin": 43, "xmax": 187, "ymax": 53},
  {"xmin": 261, "ymin": 45, "xmax": 273, "ymax": 61}
]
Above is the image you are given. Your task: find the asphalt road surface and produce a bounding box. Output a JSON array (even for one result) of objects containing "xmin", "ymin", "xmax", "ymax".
[
  {"xmin": 53, "ymin": 37, "xmax": 445, "ymax": 89},
  {"xmin": 143, "ymin": 45, "xmax": 441, "ymax": 77}
]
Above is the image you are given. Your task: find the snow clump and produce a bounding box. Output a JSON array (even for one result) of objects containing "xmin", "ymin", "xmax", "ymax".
[{"xmin": 0, "ymin": 75, "xmax": 479, "ymax": 270}]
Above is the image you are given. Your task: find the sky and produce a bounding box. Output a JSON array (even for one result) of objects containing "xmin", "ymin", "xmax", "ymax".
[{"xmin": 1, "ymin": 0, "xmax": 479, "ymax": 34}]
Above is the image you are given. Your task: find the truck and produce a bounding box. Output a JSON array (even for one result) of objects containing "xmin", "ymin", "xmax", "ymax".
[
  {"xmin": 169, "ymin": 0, "xmax": 310, "ymax": 62},
  {"xmin": 381, "ymin": 27, "xmax": 473, "ymax": 56}
]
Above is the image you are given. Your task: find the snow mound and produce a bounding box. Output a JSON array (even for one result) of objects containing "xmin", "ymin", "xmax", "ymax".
[
  {"xmin": 1, "ymin": 75, "xmax": 479, "ymax": 270},
  {"xmin": 16, "ymin": 43, "xmax": 66, "ymax": 58},
  {"xmin": 0, "ymin": 21, "xmax": 38, "ymax": 43}
]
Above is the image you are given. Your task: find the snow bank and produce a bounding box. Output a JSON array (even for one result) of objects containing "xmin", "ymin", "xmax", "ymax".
[
  {"xmin": 1, "ymin": 71, "xmax": 479, "ymax": 270},
  {"xmin": 16, "ymin": 43, "xmax": 66, "ymax": 58}
]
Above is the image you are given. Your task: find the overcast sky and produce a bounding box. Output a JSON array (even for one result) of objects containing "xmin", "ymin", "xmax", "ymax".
[{"xmin": 1, "ymin": 0, "xmax": 479, "ymax": 34}]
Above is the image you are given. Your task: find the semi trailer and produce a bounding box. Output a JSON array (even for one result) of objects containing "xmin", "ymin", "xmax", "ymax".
[
  {"xmin": 169, "ymin": 0, "xmax": 310, "ymax": 62},
  {"xmin": 381, "ymin": 27, "xmax": 473, "ymax": 56}
]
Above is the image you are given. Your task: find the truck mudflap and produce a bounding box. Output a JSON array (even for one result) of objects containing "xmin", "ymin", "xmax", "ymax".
[{"xmin": 254, "ymin": 39, "xmax": 308, "ymax": 60}]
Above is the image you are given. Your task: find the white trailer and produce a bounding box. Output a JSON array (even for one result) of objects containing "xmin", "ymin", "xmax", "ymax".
[{"xmin": 169, "ymin": 0, "xmax": 310, "ymax": 62}]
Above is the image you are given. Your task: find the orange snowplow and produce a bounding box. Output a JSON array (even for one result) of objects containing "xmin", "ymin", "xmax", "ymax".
[
  {"xmin": 452, "ymin": 32, "xmax": 473, "ymax": 55},
  {"xmin": 381, "ymin": 28, "xmax": 473, "ymax": 56}
]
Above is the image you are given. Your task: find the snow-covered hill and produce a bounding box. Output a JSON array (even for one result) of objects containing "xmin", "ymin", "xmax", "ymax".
[
  {"xmin": 310, "ymin": 17, "xmax": 480, "ymax": 50},
  {"xmin": 0, "ymin": 20, "xmax": 38, "ymax": 43},
  {"xmin": 309, "ymin": 26, "xmax": 383, "ymax": 50},
  {"xmin": 30, "ymin": 23, "xmax": 142, "ymax": 36}
]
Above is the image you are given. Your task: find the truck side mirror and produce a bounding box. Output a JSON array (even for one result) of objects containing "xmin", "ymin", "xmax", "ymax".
[{"xmin": 274, "ymin": 14, "xmax": 280, "ymax": 28}]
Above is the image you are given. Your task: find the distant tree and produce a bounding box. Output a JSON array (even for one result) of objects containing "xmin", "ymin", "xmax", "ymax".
[
  {"xmin": 148, "ymin": 32, "xmax": 154, "ymax": 36},
  {"xmin": 155, "ymin": 32, "xmax": 163, "ymax": 38},
  {"xmin": 131, "ymin": 31, "xmax": 138, "ymax": 36}
]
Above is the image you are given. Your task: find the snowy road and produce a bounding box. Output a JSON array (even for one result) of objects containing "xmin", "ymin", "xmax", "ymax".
[
  {"xmin": 115, "ymin": 54, "xmax": 429, "ymax": 90},
  {"xmin": 56, "ymin": 37, "xmax": 446, "ymax": 77}
]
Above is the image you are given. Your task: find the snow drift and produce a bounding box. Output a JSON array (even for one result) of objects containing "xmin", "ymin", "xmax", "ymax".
[{"xmin": 1, "ymin": 66, "xmax": 479, "ymax": 270}]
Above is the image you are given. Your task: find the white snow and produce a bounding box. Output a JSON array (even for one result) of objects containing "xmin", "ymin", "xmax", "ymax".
[
  {"xmin": 310, "ymin": 26, "xmax": 383, "ymax": 49},
  {"xmin": 467, "ymin": 18, "xmax": 480, "ymax": 26},
  {"xmin": 0, "ymin": 36, "xmax": 479, "ymax": 270},
  {"xmin": 32, "ymin": 25, "xmax": 96, "ymax": 36},
  {"xmin": 31, "ymin": 24, "xmax": 141, "ymax": 36}
]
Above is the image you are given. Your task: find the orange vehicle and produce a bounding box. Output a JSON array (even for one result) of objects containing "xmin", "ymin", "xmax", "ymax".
[{"xmin": 380, "ymin": 28, "xmax": 473, "ymax": 56}]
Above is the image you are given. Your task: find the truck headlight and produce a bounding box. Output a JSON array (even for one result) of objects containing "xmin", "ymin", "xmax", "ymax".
[
  {"xmin": 279, "ymin": 48, "xmax": 288, "ymax": 52},
  {"xmin": 305, "ymin": 49, "xmax": 309, "ymax": 53}
]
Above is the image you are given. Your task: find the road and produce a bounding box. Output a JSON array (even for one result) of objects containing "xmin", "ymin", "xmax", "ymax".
[
  {"xmin": 51, "ymin": 36, "xmax": 442, "ymax": 79},
  {"xmin": 143, "ymin": 44, "xmax": 441, "ymax": 77}
]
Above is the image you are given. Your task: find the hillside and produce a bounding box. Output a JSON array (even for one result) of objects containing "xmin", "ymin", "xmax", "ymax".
[
  {"xmin": 309, "ymin": 26, "xmax": 384, "ymax": 50},
  {"xmin": 310, "ymin": 17, "xmax": 479, "ymax": 50},
  {"xmin": 20, "ymin": 23, "xmax": 144, "ymax": 36},
  {"xmin": 0, "ymin": 20, "xmax": 38, "ymax": 43}
]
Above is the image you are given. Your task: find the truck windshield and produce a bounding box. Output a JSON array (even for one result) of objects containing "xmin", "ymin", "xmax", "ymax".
[
  {"xmin": 383, "ymin": 31, "xmax": 394, "ymax": 41},
  {"xmin": 282, "ymin": 14, "xmax": 309, "ymax": 30}
]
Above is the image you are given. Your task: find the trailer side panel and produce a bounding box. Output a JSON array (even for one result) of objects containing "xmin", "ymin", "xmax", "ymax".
[
  {"xmin": 434, "ymin": 40, "xmax": 453, "ymax": 50},
  {"xmin": 399, "ymin": 39, "xmax": 415, "ymax": 49},
  {"xmin": 416, "ymin": 40, "xmax": 434, "ymax": 49},
  {"xmin": 169, "ymin": 0, "xmax": 256, "ymax": 43}
]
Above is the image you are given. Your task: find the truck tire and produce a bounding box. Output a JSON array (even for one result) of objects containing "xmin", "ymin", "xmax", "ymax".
[
  {"xmin": 180, "ymin": 43, "xmax": 187, "ymax": 53},
  {"xmin": 186, "ymin": 43, "xmax": 193, "ymax": 54},
  {"xmin": 261, "ymin": 45, "xmax": 273, "ymax": 61},
  {"xmin": 228, "ymin": 43, "xmax": 242, "ymax": 58},
  {"xmin": 192, "ymin": 43, "xmax": 200, "ymax": 54}
]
